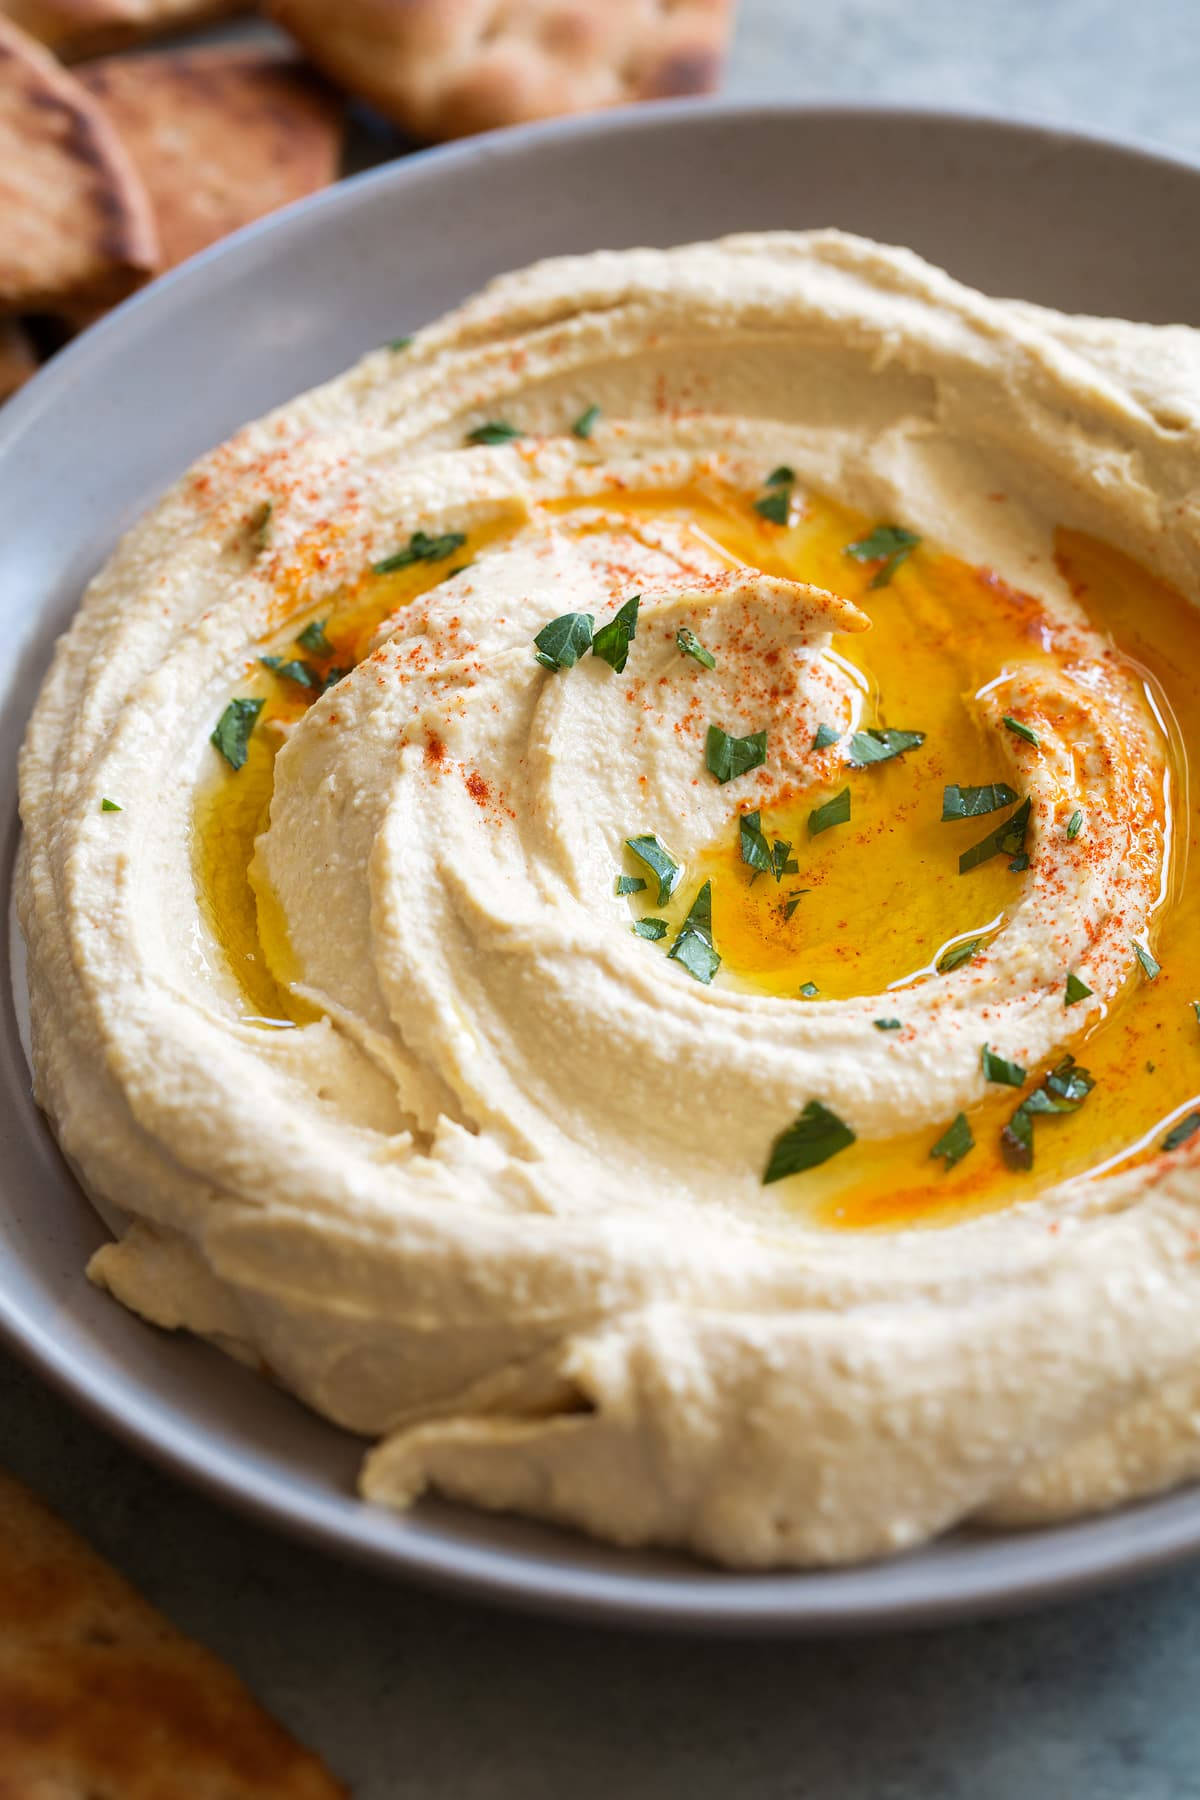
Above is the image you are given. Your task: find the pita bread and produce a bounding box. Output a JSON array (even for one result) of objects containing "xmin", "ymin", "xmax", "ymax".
[
  {"xmin": 79, "ymin": 47, "xmax": 343, "ymax": 274},
  {"xmin": 0, "ymin": 1470, "xmax": 347, "ymax": 1797},
  {"xmin": 2, "ymin": 0, "xmax": 248, "ymax": 62},
  {"xmin": 268, "ymin": 0, "xmax": 733, "ymax": 142},
  {"xmin": 0, "ymin": 16, "xmax": 157, "ymax": 311},
  {"xmin": 0, "ymin": 318, "xmax": 37, "ymax": 398}
]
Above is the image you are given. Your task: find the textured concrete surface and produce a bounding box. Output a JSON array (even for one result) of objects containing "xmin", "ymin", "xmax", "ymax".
[{"xmin": 5, "ymin": 2, "xmax": 1200, "ymax": 1794}]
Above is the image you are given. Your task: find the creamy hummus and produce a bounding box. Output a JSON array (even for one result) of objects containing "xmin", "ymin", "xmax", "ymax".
[{"xmin": 18, "ymin": 231, "xmax": 1200, "ymax": 1567}]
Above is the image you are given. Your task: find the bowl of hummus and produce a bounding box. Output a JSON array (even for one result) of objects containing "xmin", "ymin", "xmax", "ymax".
[{"xmin": 6, "ymin": 102, "xmax": 1200, "ymax": 1626}]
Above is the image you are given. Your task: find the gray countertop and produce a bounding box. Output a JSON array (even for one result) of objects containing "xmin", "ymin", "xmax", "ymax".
[{"xmin": 5, "ymin": 3, "xmax": 1200, "ymax": 1794}]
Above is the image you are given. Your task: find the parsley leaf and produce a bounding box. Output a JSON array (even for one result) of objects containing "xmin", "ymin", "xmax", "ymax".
[
  {"xmin": 373, "ymin": 529, "xmax": 468, "ymax": 575},
  {"xmin": 323, "ymin": 666, "xmax": 350, "ymax": 691},
  {"xmin": 1066, "ymin": 809, "xmax": 1084, "ymax": 841},
  {"xmin": 982, "ymin": 1043, "xmax": 1026, "ymax": 1087},
  {"xmin": 706, "ymin": 724, "xmax": 767, "ymax": 785},
  {"xmin": 1000, "ymin": 1104, "xmax": 1034, "ymax": 1170},
  {"xmin": 874, "ymin": 1018, "xmax": 902, "ymax": 1031},
  {"xmin": 765, "ymin": 465, "xmax": 794, "ymax": 486},
  {"xmin": 210, "ymin": 697, "xmax": 264, "ymax": 772},
  {"xmin": 941, "ymin": 782, "xmax": 1019, "ymax": 820},
  {"xmin": 930, "ymin": 1112, "xmax": 974, "ymax": 1169},
  {"xmin": 848, "ymin": 727, "xmax": 925, "ymax": 765},
  {"xmin": 808, "ymin": 788, "xmax": 850, "ymax": 836},
  {"xmin": 845, "ymin": 524, "xmax": 920, "ymax": 588},
  {"xmin": 632, "ymin": 917, "xmax": 668, "ymax": 941},
  {"xmin": 1003, "ymin": 715, "xmax": 1040, "ymax": 747},
  {"xmin": 591, "ymin": 595, "xmax": 640, "ymax": 673},
  {"xmin": 798, "ymin": 981, "xmax": 819, "ymax": 997},
  {"xmin": 754, "ymin": 466, "xmax": 795, "ymax": 523},
  {"xmin": 572, "ymin": 403, "xmax": 601, "ymax": 439},
  {"xmin": 939, "ymin": 938, "xmax": 981, "ymax": 973},
  {"xmin": 1002, "ymin": 1055, "xmax": 1095, "ymax": 1168},
  {"xmin": 625, "ymin": 834, "xmax": 682, "ymax": 906},
  {"xmin": 1164, "ymin": 1113, "xmax": 1200, "ymax": 1152},
  {"xmin": 1065, "ymin": 971, "xmax": 1093, "ymax": 1007},
  {"xmin": 387, "ymin": 334, "xmax": 413, "ymax": 351},
  {"xmin": 676, "ymin": 627, "xmax": 716, "ymax": 669},
  {"xmin": 615, "ymin": 875, "xmax": 646, "ymax": 895},
  {"xmin": 534, "ymin": 610, "xmax": 594, "ymax": 671},
  {"xmin": 783, "ymin": 891, "xmax": 809, "ymax": 921},
  {"xmin": 763, "ymin": 1099, "xmax": 855, "ymax": 1184},
  {"xmin": 261, "ymin": 655, "xmax": 316, "ymax": 688},
  {"xmin": 739, "ymin": 809, "xmax": 772, "ymax": 878},
  {"xmin": 1134, "ymin": 941, "xmax": 1161, "ymax": 981},
  {"xmin": 959, "ymin": 796, "xmax": 1031, "ymax": 874},
  {"xmin": 668, "ymin": 880, "xmax": 720, "ymax": 984},
  {"xmin": 100, "ymin": 797, "xmax": 121, "ymax": 812},
  {"xmin": 467, "ymin": 420, "xmax": 521, "ymax": 445},
  {"xmin": 812, "ymin": 723, "xmax": 840, "ymax": 750},
  {"xmin": 296, "ymin": 617, "xmax": 333, "ymax": 656}
]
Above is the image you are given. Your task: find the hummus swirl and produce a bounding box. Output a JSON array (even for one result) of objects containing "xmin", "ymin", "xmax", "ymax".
[{"xmin": 18, "ymin": 232, "xmax": 1200, "ymax": 1566}]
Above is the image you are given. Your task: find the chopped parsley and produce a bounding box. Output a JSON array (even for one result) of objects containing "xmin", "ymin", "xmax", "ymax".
[
  {"xmin": 754, "ymin": 466, "xmax": 795, "ymax": 525},
  {"xmin": 959, "ymin": 796, "xmax": 1031, "ymax": 874},
  {"xmin": 668, "ymin": 880, "xmax": 720, "ymax": 984},
  {"xmin": 765, "ymin": 465, "xmax": 795, "ymax": 486},
  {"xmin": 1065, "ymin": 971, "xmax": 1093, "ymax": 1007},
  {"xmin": 534, "ymin": 610, "xmax": 594, "ymax": 671},
  {"xmin": 706, "ymin": 724, "xmax": 767, "ymax": 785},
  {"xmin": 783, "ymin": 891, "xmax": 809, "ymax": 921},
  {"xmin": 808, "ymin": 787, "xmax": 850, "ymax": 836},
  {"xmin": 632, "ymin": 917, "xmax": 668, "ymax": 941},
  {"xmin": 1002, "ymin": 1055, "xmax": 1095, "ymax": 1169},
  {"xmin": 261, "ymin": 655, "xmax": 316, "ymax": 688},
  {"xmin": 982, "ymin": 1043, "xmax": 1026, "ymax": 1088},
  {"xmin": 938, "ymin": 938, "xmax": 980, "ymax": 973},
  {"xmin": 739, "ymin": 810, "xmax": 796, "ymax": 884},
  {"xmin": 100, "ymin": 797, "xmax": 121, "ymax": 812},
  {"xmin": 1164, "ymin": 1113, "xmax": 1200, "ymax": 1153},
  {"xmin": 250, "ymin": 498, "xmax": 273, "ymax": 552},
  {"xmin": 373, "ymin": 529, "xmax": 468, "ymax": 575},
  {"xmin": 874, "ymin": 1018, "xmax": 902, "ymax": 1031},
  {"xmin": 811, "ymin": 723, "xmax": 840, "ymax": 750},
  {"xmin": 676, "ymin": 627, "xmax": 716, "ymax": 669},
  {"xmin": 1134, "ymin": 941, "xmax": 1161, "ymax": 981},
  {"xmin": 798, "ymin": 981, "xmax": 819, "ymax": 997},
  {"xmin": 930, "ymin": 1112, "xmax": 974, "ymax": 1170},
  {"xmin": 1003, "ymin": 715, "xmax": 1040, "ymax": 748},
  {"xmin": 296, "ymin": 617, "xmax": 333, "ymax": 656},
  {"xmin": 1000, "ymin": 1105, "xmax": 1034, "ymax": 1170},
  {"xmin": 387, "ymin": 334, "xmax": 413, "ymax": 351},
  {"xmin": 844, "ymin": 523, "xmax": 920, "ymax": 588},
  {"xmin": 1194, "ymin": 1000, "xmax": 1200, "ymax": 1025},
  {"xmin": 624, "ymin": 833, "xmax": 681, "ymax": 906},
  {"xmin": 614, "ymin": 875, "xmax": 646, "ymax": 895},
  {"xmin": 323, "ymin": 666, "xmax": 350, "ymax": 691},
  {"xmin": 941, "ymin": 782, "xmax": 1018, "ymax": 821},
  {"xmin": 572, "ymin": 403, "xmax": 601, "ymax": 439},
  {"xmin": 1066, "ymin": 809, "xmax": 1084, "ymax": 841},
  {"xmin": 848, "ymin": 727, "xmax": 925, "ymax": 766},
  {"xmin": 210, "ymin": 697, "xmax": 264, "ymax": 771},
  {"xmin": 591, "ymin": 595, "xmax": 640, "ymax": 673},
  {"xmin": 763, "ymin": 1099, "xmax": 855, "ymax": 1184},
  {"xmin": 466, "ymin": 420, "xmax": 521, "ymax": 445}
]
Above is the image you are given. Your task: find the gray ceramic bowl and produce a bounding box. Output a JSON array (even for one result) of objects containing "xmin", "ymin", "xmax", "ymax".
[{"xmin": 3, "ymin": 102, "xmax": 1200, "ymax": 1633}]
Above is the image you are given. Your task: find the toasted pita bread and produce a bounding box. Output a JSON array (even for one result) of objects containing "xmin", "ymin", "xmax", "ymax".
[
  {"xmin": 0, "ymin": 318, "xmax": 36, "ymax": 398},
  {"xmin": 78, "ymin": 47, "xmax": 343, "ymax": 275},
  {"xmin": 0, "ymin": 1470, "xmax": 347, "ymax": 1797},
  {"xmin": 268, "ymin": 0, "xmax": 733, "ymax": 142},
  {"xmin": 0, "ymin": 16, "xmax": 157, "ymax": 311},
  {"xmin": 2, "ymin": 0, "xmax": 248, "ymax": 61}
]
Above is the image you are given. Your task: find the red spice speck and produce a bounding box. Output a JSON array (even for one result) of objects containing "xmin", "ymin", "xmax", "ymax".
[
  {"xmin": 425, "ymin": 735, "xmax": 447, "ymax": 767},
  {"xmin": 465, "ymin": 771, "xmax": 490, "ymax": 805}
]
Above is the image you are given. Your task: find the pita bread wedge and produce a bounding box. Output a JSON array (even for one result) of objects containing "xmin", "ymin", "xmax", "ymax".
[
  {"xmin": 0, "ymin": 1470, "xmax": 348, "ymax": 1797},
  {"xmin": 2, "ymin": 0, "xmax": 248, "ymax": 62},
  {"xmin": 0, "ymin": 16, "xmax": 157, "ymax": 311},
  {"xmin": 268, "ymin": 0, "xmax": 733, "ymax": 142},
  {"xmin": 79, "ymin": 46, "xmax": 343, "ymax": 274},
  {"xmin": 0, "ymin": 318, "xmax": 36, "ymax": 399}
]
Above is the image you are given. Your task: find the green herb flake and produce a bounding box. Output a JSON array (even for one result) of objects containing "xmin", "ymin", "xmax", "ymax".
[
  {"xmin": 783, "ymin": 891, "xmax": 809, "ymax": 921},
  {"xmin": 624, "ymin": 833, "xmax": 682, "ymax": 907},
  {"xmin": 931, "ymin": 1112, "xmax": 974, "ymax": 1170},
  {"xmin": 1008, "ymin": 852, "xmax": 1031, "ymax": 873},
  {"xmin": 739, "ymin": 809, "xmax": 772, "ymax": 878},
  {"xmin": 249, "ymin": 498, "xmax": 273, "ymax": 552},
  {"xmin": 982, "ymin": 1043, "xmax": 1026, "ymax": 1088},
  {"xmin": 1065, "ymin": 971, "xmax": 1093, "ymax": 1007},
  {"xmin": 1003, "ymin": 714, "xmax": 1041, "ymax": 748},
  {"xmin": 676, "ymin": 627, "xmax": 716, "ymax": 669},
  {"xmin": 1043, "ymin": 1055, "xmax": 1095, "ymax": 1108},
  {"xmin": 572, "ymin": 403, "xmax": 601, "ymax": 439},
  {"xmin": 808, "ymin": 787, "xmax": 851, "ymax": 836},
  {"xmin": 938, "ymin": 937, "xmax": 981, "ymax": 973},
  {"xmin": 533, "ymin": 610, "xmax": 594, "ymax": 671},
  {"xmin": 763, "ymin": 1099, "xmax": 855, "ymax": 1184},
  {"xmin": 1000, "ymin": 1104, "xmax": 1034, "ymax": 1170},
  {"xmin": 941, "ymin": 782, "xmax": 1019, "ymax": 821},
  {"xmin": 753, "ymin": 487, "xmax": 791, "ymax": 525},
  {"xmin": 100, "ymin": 797, "xmax": 121, "ymax": 812},
  {"xmin": 323, "ymin": 666, "xmax": 350, "ymax": 691},
  {"xmin": 1193, "ymin": 1000, "xmax": 1200, "ymax": 1025},
  {"xmin": 1066, "ymin": 809, "xmax": 1084, "ymax": 841},
  {"xmin": 632, "ymin": 917, "xmax": 669, "ymax": 941},
  {"xmin": 210, "ymin": 697, "xmax": 264, "ymax": 772},
  {"xmin": 1164, "ymin": 1113, "xmax": 1200, "ymax": 1153},
  {"xmin": 1134, "ymin": 941, "xmax": 1161, "ymax": 981},
  {"xmin": 615, "ymin": 875, "xmax": 647, "ymax": 895},
  {"xmin": 466, "ymin": 420, "xmax": 522, "ymax": 446},
  {"xmin": 765, "ymin": 465, "xmax": 795, "ymax": 487},
  {"xmin": 844, "ymin": 523, "xmax": 920, "ymax": 588},
  {"xmin": 812, "ymin": 723, "xmax": 840, "ymax": 751},
  {"xmin": 959, "ymin": 796, "xmax": 1031, "ymax": 874},
  {"xmin": 591, "ymin": 594, "xmax": 640, "ymax": 673},
  {"xmin": 387, "ymin": 334, "xmax": 413, "ymax": 351},
  {"xmin": 798, "ymin": 981, "xmax": 819, "ymax": 998},
  {"xmin": 706, "ymin": 724, "xmax": 768, "ymax": 785},
  {"xmin": 296, "ymin": 617, "xmax": 333, "ymax": 656},
  {"xmin": 874, "ymin": 1018, "xmax": 902, "ymax": 1031},
  {"xmin": 260, "ymin": 655, "xmax": 315, "ymax": 688},
  {"xmin": 771, "ymin": 838, "xmax": 798, "ymax": 881},
  {"xmin": 373, "ymin": 529, "xmax": 469, "ymax": 576},
  {"xmin": 668, "ymin": 880, "xmax": 721, "ymax": 984},
  {"xmin": 848, "ymin": 727, "xmax": 925, "ymax": 766}
]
